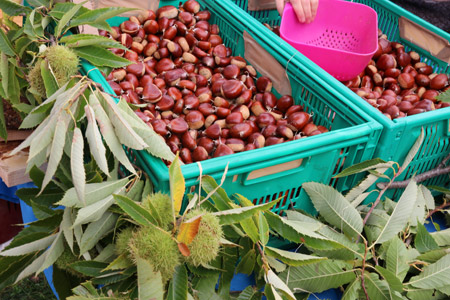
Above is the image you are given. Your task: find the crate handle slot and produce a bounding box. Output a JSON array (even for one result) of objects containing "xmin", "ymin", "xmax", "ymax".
[
  {"xmin": 248, "ymin": 0, "xmax": 277, "ymax": 11},
  {"xmin": 243, "ymin": 31, "xmax": 292, "ymax": 95},
  {"xmin": 244, "ymin": 158, "xmax": 304, "ymax": 184},
  {"xmin": 399, "ymin": 17, "xmax": 450, "ymax": 64}
]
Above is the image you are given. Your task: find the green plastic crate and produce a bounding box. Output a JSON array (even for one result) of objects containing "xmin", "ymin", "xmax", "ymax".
[
  {"xmin": 226, "ymin": 0, "xmax": 450, "ymax": 199},
  {"xmin": 81, "ymin": 0, "xmax": 382, "ymax": 215}
]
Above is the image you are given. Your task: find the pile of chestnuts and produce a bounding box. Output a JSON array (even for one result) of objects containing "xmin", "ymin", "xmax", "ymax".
[
  {"xmin": 343, "ymin": 31, "xmax": 449, "ymax": 120},
  {"xmin": 101, "ymin": 0, "xmax": 328, "ymax": 164}
]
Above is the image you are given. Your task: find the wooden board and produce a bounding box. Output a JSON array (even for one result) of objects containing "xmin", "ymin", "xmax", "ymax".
[
  {"xmin": 0, "ymin": 130, "xmax": 33, "ymax": 142},
  {"xmin": 0, "ymin": 142, "xmax": 30, "ymax": 187}
]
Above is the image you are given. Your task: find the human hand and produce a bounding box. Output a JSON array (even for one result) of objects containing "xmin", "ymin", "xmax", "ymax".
[{"xmin": 275, "ymin": 0, "xmax": 319, "ymax": 23}]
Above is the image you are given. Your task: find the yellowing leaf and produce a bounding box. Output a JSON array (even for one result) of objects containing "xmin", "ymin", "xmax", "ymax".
[
  {"xmin": 169, "ymin": 154, "xmax": 185, "ymax": 215},
  {"xmin": 177, "ymin": 215, "xmax": 202, "ymax": 246},
  {"xmin": 178, "ymin": 243, "xmax": 190, "ymax": 257}
]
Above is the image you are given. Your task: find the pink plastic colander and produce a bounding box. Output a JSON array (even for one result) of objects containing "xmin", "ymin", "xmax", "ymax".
[{"xmin": 280, "ymin": 0, "xmax": 378, "ymax": 81}]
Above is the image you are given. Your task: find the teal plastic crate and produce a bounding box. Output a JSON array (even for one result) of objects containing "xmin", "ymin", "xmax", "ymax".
[
  {"xmin": 81, "ymin": 0, "xmax": 382, "ymax": 215},
  {"xmin": 226, "ymin": 0, "xmax": 450, "ymax": 199}
]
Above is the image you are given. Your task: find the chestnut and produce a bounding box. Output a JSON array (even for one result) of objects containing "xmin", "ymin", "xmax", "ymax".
[
  {"xmin": 213, "ymin": 143, "xmax": 234, "ymax": 158},
  {"xmin": 287, "ymin": 112, "xmax": 310, "ymax": 131}
]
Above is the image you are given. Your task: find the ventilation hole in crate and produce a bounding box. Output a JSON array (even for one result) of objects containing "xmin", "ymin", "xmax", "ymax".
[{"xmin": 232, "ymin": 175, "xmax": 238, "ymax": 182}]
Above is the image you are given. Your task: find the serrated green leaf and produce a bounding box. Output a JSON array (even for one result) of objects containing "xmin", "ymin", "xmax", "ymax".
[
  {"xmin": 136, "ymin": 256, "xmax": 164, "ymax": 300},
  {"xmin": 408, "ymin": 254, "xmax": 450, "ymax": 289},
  {"xmin": 259, "ymin": 212, "xmax": 269, "ymax": 245},
  {"xmin": 402, "ymin": 128, "xmax": 424, "ymax": 170},
  {"xmin": 200, "ymin": 175, "xmax": 233, "ymax": 211},
  {"xmin": 37, "ymin": 231, "xmax": 64, "ymax": 274},
  {"xmin": 126, "ymin": 179, "xmax": 144, "ymax": 202},
  {"xmin": 89, "ymin": 93, "xmax": 135, "ymax": 174},
  {"xmin": 420, "ymin": 185, "xmax": 435, "ymax": 210},
  {"xmin": 26, "ymin": 0, "xmax": 49, "ymax": 7},
  {"xmin": 73, "ymin": 194, "xmax": 116, "ymax": 227},
  {"xmin": 12, "ymin": 102, "xmax": 33, "ymax": 114},
  {"xmin": 27, "ymin": 115, "xmax": 56, "ymax": 161},
  {"xmin": 334, "ymin": 158, "xmax": 389, "ymax": 178},
  {"xmin": 54, "ymin": 2, "xmax": 83, "ymax": 37},
  {"xmin": 303, "ymin": 182, "xmax": 363, "ymax": 239},
  {"xmin": 100, "ymin": 92, "xmax": 147, "ymax": 150},
  {"xmin": 415, "ymin": 222, "xmax": 440, "ymax": 253},
  {"xmin": 79, "ymin": 211, "xmax": 118, "ymax": 255},
  {"xmin": 417, "ymin": 249, "xmax": 450, "ymax": 263},
  {"xmin": 93, "ymin": 244, "xmax": 115, "ymax": 263},
  {"xmin": 116, "ymin": 99, "xmax": 175, "ymax": 162},
  {"xmin": 58, "ymin": 178, "xmax": 129, "ymax": 208},
  {"xmin": 61, "ymin": 208, "xmax": 74, "ymax": 252},
  {"xmin": 237, "ymin": 286, "xmax": 259, "ymax": 300},
  {"xmin": 281, "ymin": 260, "xmax": 355, "ymax": 293},
  {"xmin": 0, "ymin": 254, "xmax": 35, "ymax": 290},
  {"xmin": 69, "ymin": 7, "xmax": 135, "ymax": 28},
  {"xmin": 40, "ymin": 59, "xmax": 59, "ymax": 97},
  {"xmin": 428, "ymin": 185, "xmax": 450, "ymax": 195},
  {"xmin": 0, "ymin": 101, "xmax": 6, "ymax": 140},
  {"xmin": 1, "ymin": 53, "xmax": 9, "ymax": 100},
  {"xmin": 7, "ymin": 64, "xmax": 20, "ymax": 104},
  {"xmin": 265, "ymin": 211, "xmax": 342, "ymax": 250},
  {"xmin": 407, "ymin": 288, "xmax": 447, "ymax": 300},
  {"xmin": 167, "ymin": 265, "xmax": 188, "ymax": 300},
  {"xmin": 235, "ymin": 249, "xmax": 256, "ymax": 275},
  {"xmin": 265, "ymin": 246, "xmax": 325, "ymax": 266},
  {"xmin": 142, "ymin": 178, "xmax": 153, "ymax": 200},
  {"xmin": 265, "ymin": 270, "xmax": 295, "ymax": 300},
  {"xmin": 14, "ymin": 250, "xmax": 47, "ymax": 283},
  {"xmin": 71, "ymin": 127, "xmax": 86, "ymax": 206},
  {"xmin": 264, "ymin": 284, "xmax": 283, "ymax": 300},
  {"xmin": 341, "ymin": 277, "xmax": 361, "ymax": 300},
  {"xmin": 0, "ymin": 29, "xmax": 16, "ymax": 57},
  {"xmin": 41, "ymin": 112, "xmax": 71, "ymax": 192},
  {"xmin": 375, "ymin": 266, "xmax": 403, "ymax": 293},
  {"xmin": 70, "ymin": 261, "xmax": 109, "ymax": 277},
  {"xmin": 436, "ymin": 88, "xmax": 450, "ymax": 103},
  {"xmin": 431, "ymin": 228, "xmax": 450, "ymax": 247},
  {"xmin": 212, "ymin": 200, "xmax": 279, "ymax": 225},
  {"xmin": 103, "ymin": 253, "xmax": 133, "ymax": 271},
  {"xmin": 364, "ymin": 272, "xmax": 392, "ymax": 300},
  {"xmin": 266, "ymin": 255, "xmax": 286, "ymax": 274},
  {"xmin": 84, "ymin": 105, "xmax": 109, "ymax": 175},
  {"xmin": 113, "ymin": 194, "xmax": 157, "ymax": 226},
  {"xmin": 30, "ymin": 200, "xmax": 55, "ymax": 220},
  {"xmin": 362, "ymin": 208, "xmax": 389, "ymax": 227},
  {"xmin": 0, "ymin": 234, "xmax": 56, "ymax": 256},
  {"xmin": 373, "ymin": 179, "xmax": 418, "ymax": 245},
  {"xmin": 386, "ymin": 236, "xmax": 410, "ymax": 281},
  {"xmin": 239, "ymin": 217, "xmax": 259, "ymax": 244},
  {"xmin": 73, "ymin": 46, "xmax": 131, "ymax": 68},
  {"xmin": 60, "ymin": 34, "xmax": 126, "ymax": 49},
  {"xmin": 0, "ymin": 0, "xmax": 31, "ymax": 16}
]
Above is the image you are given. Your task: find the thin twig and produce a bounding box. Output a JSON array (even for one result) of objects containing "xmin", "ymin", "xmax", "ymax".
[
  {"xmin": 356, "ymin": 166, "xmax": 403, "ymax": 244},
  {"xmin": 425, "ymin": 201, "xmax": 450, "ymax": 220},
  {"xmin": 377, "ymin": 152, "xmax": 450, "ymax": 189},
  {"xmin": 371, "ymin": 247, "xmax": 379, "ymax": 266},
  {"xmin": 360, "ymin": 239, "xmax": 370, "ymax": 300}
]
